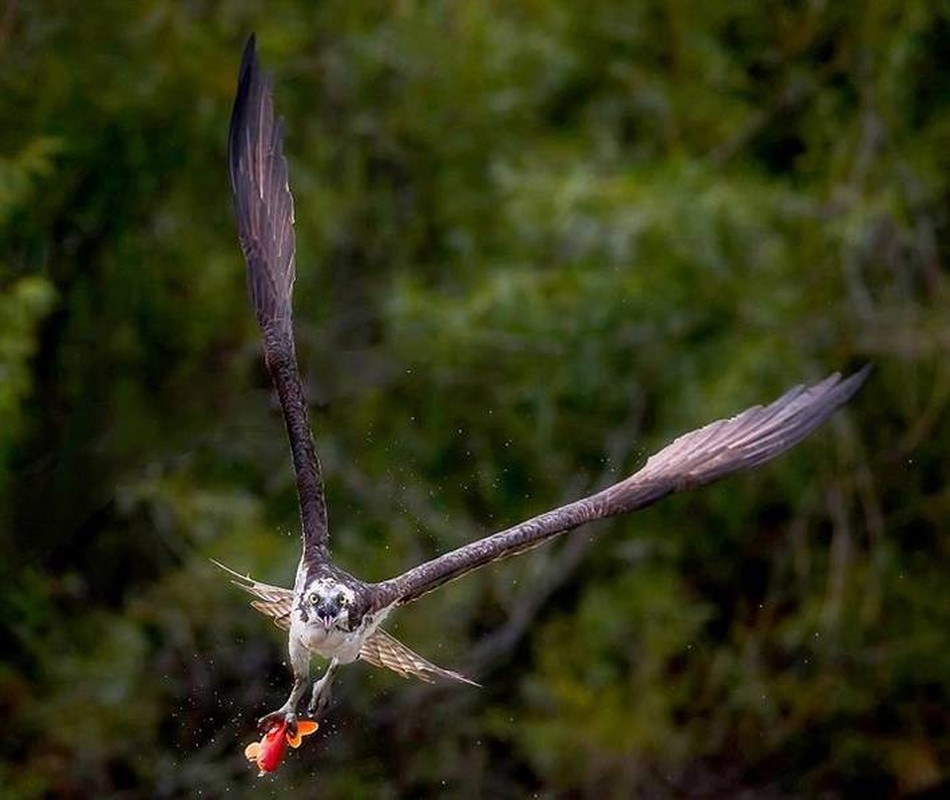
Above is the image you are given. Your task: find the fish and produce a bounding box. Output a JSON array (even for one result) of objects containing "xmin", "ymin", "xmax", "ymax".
[{"xmin": 244, "ymin": 718, "xmax": 319, "ymax": 775}]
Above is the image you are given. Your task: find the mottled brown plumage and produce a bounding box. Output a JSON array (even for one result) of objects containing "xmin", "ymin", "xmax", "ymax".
[{"xmin": 219, "ymin": 35, "xmax": 869, "ymax": 730}]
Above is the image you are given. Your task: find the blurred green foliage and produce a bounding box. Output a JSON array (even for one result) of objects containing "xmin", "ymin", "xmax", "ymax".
[{"xmin": 1, "ymin": 1, "xmax": 947, "ymax": 797}]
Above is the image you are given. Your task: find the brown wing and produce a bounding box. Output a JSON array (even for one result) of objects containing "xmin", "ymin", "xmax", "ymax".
[
  {"xmin": 212, "ymin": 559, "xmax": 294, "ymax": 630},
  {"xmin": 369, "ymin": 366, "xmax": 871, "ymax": 610},
  {"xmin": 229, "ymin": 35, "xmax": 329, "ymax": 563},
  {"xmin": 359, "ymin": 629, "xmax": 478, "ymax": 686}
]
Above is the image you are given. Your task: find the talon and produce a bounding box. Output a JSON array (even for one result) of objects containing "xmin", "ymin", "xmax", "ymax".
[
  {"xmin": 307, "ymin": 697, "xmax": 327, "ymax": 718},
  {"xmin": 258, "ymin": 709, "xmax": 297, "ymax": 737},
  {"xmin": 307, "ymin": 688, "xmax": 332, "ymax": 718}
]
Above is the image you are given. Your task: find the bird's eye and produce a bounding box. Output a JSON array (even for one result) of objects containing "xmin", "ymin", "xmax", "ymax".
[
  {"xmin": 309, "ymin": 592, "xmax": 319, "ymax": 605},
  {"xmin": 337, "ymin": 592, "xmax": 348, "ymax": 606}
]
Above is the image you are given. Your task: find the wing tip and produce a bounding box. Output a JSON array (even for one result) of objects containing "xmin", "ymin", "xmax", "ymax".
[
  {"xmin": 228, "ymin": 33, "xmax": 263, "ymax": 193},
  {"xmin": 210, "ymin": 557, "xmax": 253, "ymax": 585},
  {"xmin": 840, "ymin": 362, "xmax": 873, "ymax": 399},
  {"xmin": 808, "ymin": 362, "xmax": 872, "ymax": 419}
]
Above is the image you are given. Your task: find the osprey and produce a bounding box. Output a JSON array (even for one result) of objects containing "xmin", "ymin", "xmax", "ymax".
[{"xmin": 220, "ymin": 35, "xmax": 869, "ymax": 734}]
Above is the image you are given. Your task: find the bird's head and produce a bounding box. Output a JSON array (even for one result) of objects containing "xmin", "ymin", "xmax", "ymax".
[{"xmin": 301, "ymin": 578, "xmax": 357, "ymax": 631}]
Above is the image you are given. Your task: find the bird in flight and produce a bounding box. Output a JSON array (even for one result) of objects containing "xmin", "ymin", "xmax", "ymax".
[{"xmin": 220, "ymin": 34, "xmax": 869, "ymax": 735}]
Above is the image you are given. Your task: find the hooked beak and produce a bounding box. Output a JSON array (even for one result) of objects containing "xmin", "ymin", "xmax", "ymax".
[{"xmin": 315, "ymin": 598, "xmax": 339, "ymax": 629}]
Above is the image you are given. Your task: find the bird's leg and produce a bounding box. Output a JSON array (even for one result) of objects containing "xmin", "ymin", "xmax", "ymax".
[
  {"xmin": 258, "ymin": 637, "xmax": 309, "ymax": 735},
  {"xmin": 307, "ymin": 658, "xmax": 340, "ymax": 718}
]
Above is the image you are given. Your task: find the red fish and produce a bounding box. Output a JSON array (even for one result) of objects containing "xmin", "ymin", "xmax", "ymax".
[{"xmin": 244, "ymin": 718, "xmax": 319, "ymax": 775}]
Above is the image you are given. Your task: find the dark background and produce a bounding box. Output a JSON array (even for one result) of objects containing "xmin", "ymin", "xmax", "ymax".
[{"xmin": 1, "ymin": 2, "xmax": 947, "ymax": 797}]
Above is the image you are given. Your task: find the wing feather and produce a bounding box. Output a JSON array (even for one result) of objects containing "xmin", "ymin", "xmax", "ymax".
[
  {"xmin": 228, "ymin": 35, "xmax": 330, "ymax": 563},
  {"xmin": 370, "ymin": 366, "xmax": 871, "ymax": 610},
  {"xmin": 212, "ymin": 559, "xmax": 294, "ymax": 630},
  {"xmin": 359, "ymin": 629, "xmax": 478, "ymax": 686}
]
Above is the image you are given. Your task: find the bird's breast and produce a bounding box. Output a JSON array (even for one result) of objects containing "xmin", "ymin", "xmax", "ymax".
[{"xmin": 294, "ymin": 619, "xmax": 365, "ymax": 663}]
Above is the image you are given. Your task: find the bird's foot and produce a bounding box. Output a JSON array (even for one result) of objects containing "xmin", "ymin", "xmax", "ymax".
[
  {"xmin": 306, "ymin": 695, "xmax": 330, "ymax": 719},
  {"xmin": 306, "ymin": 684, "xmax": 332, "ymax": 719},
  {"xmin": 257, "ymin": 708, "xmax": 298, "ymax": 737}
]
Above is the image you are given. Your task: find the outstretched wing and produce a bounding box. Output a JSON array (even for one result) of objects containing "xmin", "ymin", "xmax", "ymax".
[
  {"xmin": 370, "ymin": 366, "xmax": 871, "ymax": 610},
  {"xmin": 359, "ymin": 629, "xmax": 479, "ymax": 686},
  {"xmin": 212, "ymin": 559, "xmax": 294, "ymax": 629},
  {"xmin": 229, "ymin": 35, "xmax": 330, "ymax": 564}
]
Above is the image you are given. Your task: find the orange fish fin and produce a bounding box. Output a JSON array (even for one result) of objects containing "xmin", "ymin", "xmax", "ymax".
[
  {"xmin": 287, "ymin": 720, "xmax": 319, "ymax": 748},
  {"xmin": 244, "ymin": 742, "xmax": 262, "ymax": 762}
]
